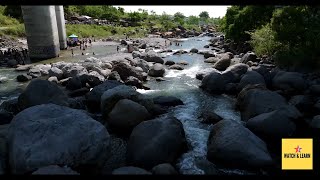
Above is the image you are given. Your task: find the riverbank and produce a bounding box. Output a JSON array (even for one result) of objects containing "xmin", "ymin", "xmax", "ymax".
[{"xmin": 0, "ymin": 33, "xmax": 320, "ymax": 175}]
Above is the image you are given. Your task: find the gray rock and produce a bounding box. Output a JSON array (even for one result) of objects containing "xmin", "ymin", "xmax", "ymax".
[
  {"xmin": 0, "ymin": 109, "xmax": 13, "ymax": 125},
  {"xmin": 240, "ymin": 52, "xmax": 257, "ymax": 64},
  {"xmin": 125, "ymin": 76, "xmax": 143, "ymax": 89},
  {"xmin": 33, "ymin": 64, "xmax": 51, "ymax": 76},
  {"xmin": 63, "ymin": 65, "xmax": 88, "ymax": 78},
  {"xmin": 222, "ymin": 63, "xmax": 249, "ymax": 83},
  {"xmin": 190, "ymin": 48, "xmax": 199, "ymax": 53},
  {"xmin": 169, "ymin": 64, "xmax": 184, "ymax": 70},
  {"xmin": 309, "ymin": 85, "xmax": 320, "ymax": 96},
  {"xmin": 48, "ymin": 76, "xmax": 59, "ymax": 84},
  {"xmin": 165, "ymin": 60, "xmax": 175, "ymax": 66},
  {"xmin": 151, "ymin": 163, "xmax": 178, "ymax": 175},
  {"xmin": 207, "ymin": 120, "xmax": 273, "ymax": 168},
  {"xmin": 18, "ymin": 79, "xmax": 69, "ymax": 110},
  {"xmin": 196, "ymin": 68, "xmax": 219, "ymax": 80},
  {"xmin": 15, "ymin": 65, "xmax": 33, "ymax": 71},
  {"xmin": 148, "ymin": 63, "xmax": 165, "ymax": 77},
  {"xmin": 204, "ymin": 57, "xmax": 219, "ymax": 64},
  {"xmin": 112, "ymin": 166, "xmax": 151, "ymax": 175},
  {"xmin": 200, "ymin": 111, "xmax": 222, "ymax": 125},
  {"xmin": 143, "ymin": 51, "xmax": 165, "ymax": 64},
  {"xmin": 132, "ymin": 51, "xmax": 141, "ymax": 59},
  {"xmin": 107, "ymin": 99, "xmax": 151, "ymax": 133},
  {"xmin": 153, "ymin": 96, "xmax": 183, "ymax": 107},
  {"xmin": 101, "ymin": 136, "xmax": 127, "ymax": 174},
  {"xmin": 310, "ymin": 115, "xmax": 320, "ymax": 129},
  {"xmin": 66, "ymin": 76, "xmax": 82, "ymax": 91},
  {"xmin": 247, "ymin": 106, "xmax": 301, "ymax": 138},
  {"xmin": 237, "ymin": 70, "xmax": 266, "ymax": 91},
  {"xmin": 112, "ymin": 61, "xmax": 144, "ymax": 81},
  {"xmin": 85, "ymin": 80, "xmax": 122, "ymax": 113},
  {"xmin": 32, "ymin": 165, "xmax": 79, "ymax": 175},
  {"xmin": 0, "ymin": 77, "xmax": 8, "ymax": 84},
  {"xmin": 127, "ymin": 116, "xmax": 187, "ymax": 169},
  {"xmin": 0, "ymin": 98, "xmax": 19, "ymax": 115},
  {"xmin": 200, "ymin": 71, "xmax": 229, "ymax": 94},
  {"xmin": 16, "ymin": 74, "xmax": 32, "ymax": 82},
  {"xmin": 136, "ymin": 59, "xmax": 150, "ymax": 73},
  {"xmin": 213, "ymin": 56, "xmax": 231, "ymax": 71},
  {"xmin": 8, "ymin": 104, "xmax": 111, "ymax": 174},
  {"xmin": 28, "ymin": 68, "xmax": 41, "ymax": 78},
  {"xmin": 272, "ymin": 71, "xmax": 306, "ymax": 94},
  {"xmin": 237, "ymin": 86, "xmax": 287, "ymax": 121},
  {"xmin": 203, "ymin": 51, "xmax": 215, "ymax": 59},
  {"xmin": 48, "ymin": 67, "xmax": 64, "ymax": 80},
  {"xmin": 289, "ymin": 95, "xmax": 314, "ymax": 114}
]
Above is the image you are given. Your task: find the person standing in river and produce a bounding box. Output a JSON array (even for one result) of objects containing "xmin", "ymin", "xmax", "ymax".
[
  {"xmin": 117, "ymin": 46, "xmax": 120, "ymax": 53},
  {"xmin": 71, "ymin": 48, "xmax": 74, "ymax": 56}
]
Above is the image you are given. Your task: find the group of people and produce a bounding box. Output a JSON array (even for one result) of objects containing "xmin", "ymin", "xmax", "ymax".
[
  {"xmin": 69, "ymin": 38, "xmax": 96, "ymax": 56},
  {"xmin": 0, "ymin": 48, "xmax": 28, "ymax": 67}
]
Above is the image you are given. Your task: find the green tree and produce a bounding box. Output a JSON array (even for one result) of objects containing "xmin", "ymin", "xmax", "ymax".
[
  {"xmin": 199, "ymin": 11, "xmax": 209, "ymax": 19},
  {"xmin": 4, "ymin": 6, "xmax": 23, "ymax": 21},
  {"xmin": 173, "ymin": 12, "xmax": 185, "ymax": 25}
]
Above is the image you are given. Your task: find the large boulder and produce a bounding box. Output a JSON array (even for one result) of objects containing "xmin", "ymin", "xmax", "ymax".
[
  {"xmin": 203, "ymin": 51, "xmax": 215, "ymax": 59},
  {"xmin": 240, "ymin": 52, "xmax": 258, "ymax": 64},
  {"xmin": 237, "ymin": 70, "xmax": 266, "ymax": 91},
  {"xmin": 101, "ymin": 135, "xmax": 127, "ymax": 174},
  {"xmin": 246, "ymin": 106, "xmax": 301, "ymax": 139},
  {"xmin": 48, "ymin": 67, "xmax": 64, "ymax": 80},
  {"xmin": 32, "ymin": 165, "xmax": 79, "ymax": 175},
  {"xmin": 124, "ymin": 76, "xmax": 144, "ymax": 89},
  {"xmin": 85, "ymin": 71, "xmax": 105, "ymax": 87},
  {"xmin": 28, "ymin": 68, "xmax": 41, "ymax": 78},
  {"xmin": 62, "ymin": 65, "xmax": 88, "ymax": 78},
  {"xmin": 101, "ymin": 85, "xmax": 139, "ymax": 117},
  {"xmin": 153, "ymin": 96, "xmax": 183, "ymax": 107},
  {"xmin": 136, "ymin": 59, "xmax": 150, "ymax": 73},
  {"xmin": 0, "ymin": 109, "xmax": 13, "ymax": 125},
  {"xmin": 112, "ymin": 166, "xmax": 151, "ymax": 175},
  {"xmin": 204, "ymin": 57, "xmax": 219, "ymax": 64},
  {"xmin": 236, "ymin": 86, "xmax": 288, "ymax": 121},
  {"xmin": 143, "ymin": 51, "xmax": 165, "ymax": 64},
  {"xmin": 200, "ymin": 71, "xmax": 229, "ymax": 94},
  {"xmin": 127, "ymin": 116, "xmax": 187, "ymax": 169},
  {"xmin": 8, "ymin": 104, "xmax": 111, "ymax": 174},
  {"xmin": 169, "ymin": 64, "xmax": 184, "ymax": 70},
  {"xmin": 196, "ymin": 68, "xmax": 219, "ymax": 80},
  {"xmin": 222, "ymin": 63, "xmax": 249, "ymax": 83},
  {"xmin": 66, "ymin": 76, "xmax": 83, "ymax": 91},
  {"xmin": 289, "ymin": 95, "xmax": 314, "ymax": 114},
  {"xmin": 107, "ymin": 99, "xmax": 151, "ymax": 133},
  {"xmin": 18, "ymin": 79, "xmax": 69, "ymax": 110},
  {"xmin": 190, "ymin": 48, "xmax": 198, "ymax": 53},
  {"xmin": 272, "ymin": 71, "xmax": 306, "ymax": 94},
  {"xmin": 85, "ymin": 80, "xmax": 122, "ymax": 113},
  {"xmin": 132, "ymin": 51, "xmax": 142, "ymax": 59},
  {"xmin": 207, "ymin": 120, "xmax": 273, "ymax": 168},
  {"xmin": 148, "ymin": 63, "xmax": 165, "ymax": 77},
  {"xmin": 213, "ymin": 57, "xmax": 231, "ymax": 71},
  {"xmin": 112, "ymin": 61, "xmax": 144, "ymax": 81},
  {"xmin": 151, "ymin": 163, "xmax": 178, "ymax": 175},
  {"xmin": 310, "ymin": 115, "xmax": 320, "ymax": 129},
  {"xmin": 16, "ymin": 74, "xmax": 32, "ymax": 82}
]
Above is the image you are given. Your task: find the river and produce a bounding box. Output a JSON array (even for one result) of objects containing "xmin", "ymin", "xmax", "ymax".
[{"xmin": 0, "ymin": 36, "xmax": 249, "ymax": 174}]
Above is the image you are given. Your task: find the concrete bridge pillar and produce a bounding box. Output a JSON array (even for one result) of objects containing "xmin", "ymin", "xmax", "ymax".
[
  {"xmin": 55, "ymin": 6, "xmax": 67, "ymax": 50},
  {"xmin": 21, "ymin": 6, "xmax": 60, "ymax": 61}
]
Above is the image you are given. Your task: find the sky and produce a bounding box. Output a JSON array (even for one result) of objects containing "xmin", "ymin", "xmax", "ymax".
[{"xmin": 113, "ymin": 6, "xmax": 230, "ymax": 18}]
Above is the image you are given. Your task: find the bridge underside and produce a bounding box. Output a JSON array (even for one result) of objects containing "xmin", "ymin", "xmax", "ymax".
[{"xmin": 21, "ymin": 6, "xmax": 67, "ymax": 61}]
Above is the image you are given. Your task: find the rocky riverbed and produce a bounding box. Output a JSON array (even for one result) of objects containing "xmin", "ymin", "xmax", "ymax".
[{"xmin": 0, "ymin": 33, "xmax": 320, "ymax": 175}]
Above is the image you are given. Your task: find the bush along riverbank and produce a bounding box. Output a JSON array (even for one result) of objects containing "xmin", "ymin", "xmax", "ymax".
[{"xmin": 0, "ymin": 31, "xmax": 320, "ymax": 175}]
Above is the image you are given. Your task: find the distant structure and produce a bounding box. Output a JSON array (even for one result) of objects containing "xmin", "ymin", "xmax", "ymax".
[{"xmin": 21, "ymin": 6, "xmax": 67, "ymax": 61}]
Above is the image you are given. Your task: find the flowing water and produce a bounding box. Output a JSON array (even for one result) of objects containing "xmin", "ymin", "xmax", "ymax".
[
  {"xmin": 0, "ymin": 36, "xmax": 244, "ymax": 174},
  {"xmin": 137, "ymin": 36, "xmax": 242, "ymax": 174}
]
